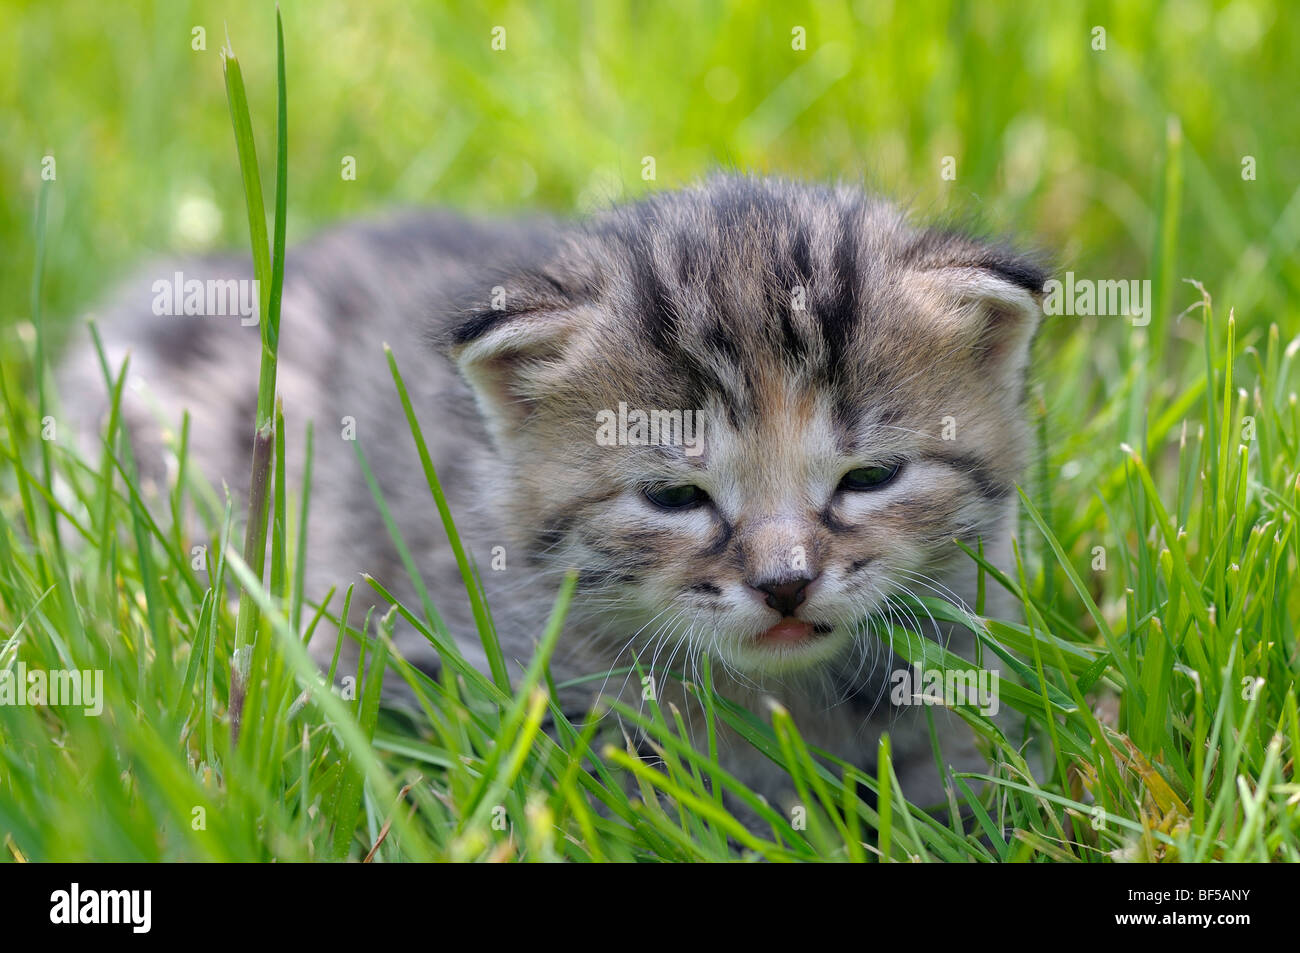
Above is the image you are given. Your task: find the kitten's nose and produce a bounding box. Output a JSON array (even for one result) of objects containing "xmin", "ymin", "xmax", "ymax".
[{"xmin": 753, "ymin": 576, "xmax": 815, "ymax": 616}]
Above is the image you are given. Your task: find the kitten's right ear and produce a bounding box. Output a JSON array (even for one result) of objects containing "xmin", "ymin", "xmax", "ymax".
[{"xmin": 444, "ymin": 266, "xmax": 592, "ymax": 433}]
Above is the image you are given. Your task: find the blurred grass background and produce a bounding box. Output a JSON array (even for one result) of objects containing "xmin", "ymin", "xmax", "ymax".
[{"xmin": 2, "ymin": 0, "xmax": 1296, "ymax": 341}]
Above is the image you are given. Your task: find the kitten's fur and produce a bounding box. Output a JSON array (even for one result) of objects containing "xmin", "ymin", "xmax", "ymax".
[{"xmin": 63, "ymin": 176, "xmax": 1046, "ymax": 809}]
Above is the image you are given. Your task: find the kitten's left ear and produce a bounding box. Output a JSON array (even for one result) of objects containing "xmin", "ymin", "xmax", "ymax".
[
  {"xmin": 904, "ymin": 241, "xmax": 1048, "ymax": 377},
  {"xmin": 443, "ymin": 264, "xmax": 593, "ymax": 435}
]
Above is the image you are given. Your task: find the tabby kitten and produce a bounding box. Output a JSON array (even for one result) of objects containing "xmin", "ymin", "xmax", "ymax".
[{"xmin": 65, "ymin": 176, "xmax": 1046, "ymax": 807}]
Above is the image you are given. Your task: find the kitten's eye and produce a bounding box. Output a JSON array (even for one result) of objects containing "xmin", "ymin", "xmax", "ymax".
[
  {"xmin": 838, "ymin": 463, "xmax": 902, "ymax": 492},
  {"xmin": 643, "ymin": 484, "xmax": 709, "ymax": 510}
]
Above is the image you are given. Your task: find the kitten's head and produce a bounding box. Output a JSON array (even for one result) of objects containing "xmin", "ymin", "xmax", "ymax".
[{"xmin": 445, "ymin": 176, "xmax": 1046, "ymax": 677}]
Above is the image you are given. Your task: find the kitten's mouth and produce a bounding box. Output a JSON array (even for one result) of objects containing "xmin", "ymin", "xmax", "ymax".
[{"xmin": 756, "ymin": 618, "xmax": 833, "ymax": 646}]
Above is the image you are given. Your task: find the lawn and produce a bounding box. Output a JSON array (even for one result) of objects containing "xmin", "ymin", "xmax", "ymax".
[{"xmin": 0, "ymin": 0, "xmax": 1297, "ymax": 861}]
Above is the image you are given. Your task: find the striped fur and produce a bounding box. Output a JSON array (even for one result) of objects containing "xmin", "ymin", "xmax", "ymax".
[{"xmin": 67, "ymin": 174, "xmax": 1047, "ymax": 809}]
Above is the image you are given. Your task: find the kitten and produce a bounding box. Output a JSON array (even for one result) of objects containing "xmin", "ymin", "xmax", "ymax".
[{"xmin": 63, "ymin": 175, "xmax": 1046, "ymax": 808}]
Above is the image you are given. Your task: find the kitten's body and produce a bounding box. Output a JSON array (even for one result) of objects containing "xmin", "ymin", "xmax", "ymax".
[{"xmin": 64, "ymin": 177, "xmax": 1044, "ymax": 809}]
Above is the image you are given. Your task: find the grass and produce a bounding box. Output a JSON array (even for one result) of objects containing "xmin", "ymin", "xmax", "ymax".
[{"xmin": 1, "ymin": 1, "xmax": 1298, "ymax": 861}]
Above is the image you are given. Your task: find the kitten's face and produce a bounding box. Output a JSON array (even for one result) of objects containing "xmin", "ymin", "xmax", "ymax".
[{"xmin": 449, "ymin": 177, "xmax": 1044, "ymax": 677}]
